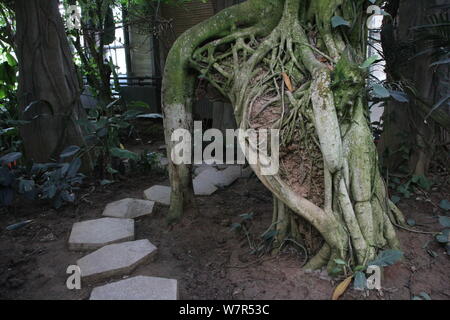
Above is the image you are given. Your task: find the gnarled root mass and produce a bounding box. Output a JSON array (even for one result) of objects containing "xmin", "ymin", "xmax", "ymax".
[{"xmin": 162, "ymin": 0, "xmax": 406, "ymax": 272}]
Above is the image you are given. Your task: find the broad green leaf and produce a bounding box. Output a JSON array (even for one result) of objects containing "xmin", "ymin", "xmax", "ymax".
[
  {"xmin": 391, "ymin": 195, "xmax": 401, "ymax": 204},
  {"xmin": 330, "ymin": 266, "xmax": 342, "ymax": 275},
  {"xmin": 372, "ymin": 84, "xmax": 391, "ymax": 98},
  {"xmin": 123, "ymin": 109, "xmax": 144, "ymax": 119},
  {"xmin": 109, "ymin": 147, "xmax": 138, "ymax": 161},
  {"xmin": 6, "ymin": 219, "xmax": 32, "ymax": 231},
  {"xmin": 430, "ymin": 58, "xmax": 450, "ymax": 67},
  {"xmin": 136, "ymin": 114, "xmax": 163, "ymax": 119},
  {"xmin": 435, "ymin": 232, "xmax": 449, "ymax": 244},
  {"xmin": 354, "ymin": 265, "xmax": 366, "ymax": 272},
  {"xmin": 438, "ymin": 216, "xmax": 450, "ymax": 228},
  {"xmin": 100, "ymin": 179, "xmax": 114, "ymax": 186},
  {"xmin": 419, "ymin": 292, "xmax": 431, "ymax": 300},
  {"xmin": 262, "ymin": 229, "xmax": 278, "ymax": 241},
  {"xmin": 368, "ymin": 249, "xmax": 404, "ymax": 267},
  {"xmin": 66, "ymin": 158, "xmax": 81, "ymax": 178},
  {"xmin": 60, "ymin": 145, "xmax": 80, "ymax": 158},
  {"xmin": 334, "ymin": 259, "xmax": 346, "ymax": 265},
  {"xmin": 107, "ymin": 166, "xmax": 119, "ymax": 174},
  {"xmin": 230, "ymin": 223, "xmax": 242, "ymax": 231},
  {"xmin": 360, "ymin": 55, "xmax": 379, "ymax": 69},
  {"xmin": 6, "ymin": 53, "xmax": 17, "ymax": 67},
  {"xmin": 240, "ymin": 213, "xmax": 254, "ymax": 220},
  {"xmin": 412, "ymin": 175, "xmax": 432, "ymax": 190},
  {"xmin": 389, "ymin": 90, "xmax": 409, "ymax": 103},
  {"xmin": 427, "ymin": 249, "xmax": 438, "ymax": 258},
  {"xmin": 331, "ymin": 16, "xmax": 350, "ymax": 28},
  {"xmin": 61, "ymin": 191, "xmax": 75, "ymax": 203},
  {"xmin": 439, "ymin": 199, "xmax": 450, "ymax": 211},
  {"xmin": 353, "ymin": 271, "xmax": 367, "ymax": 291},
  {"xmin": 425, "ymin": 94, "xmax": 450, "ymax": 120}
]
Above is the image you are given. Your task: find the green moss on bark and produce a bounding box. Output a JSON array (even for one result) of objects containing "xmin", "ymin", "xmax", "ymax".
[{"xmin": 162, "ymin": 0, "xmax": 404, "ymax": 270}]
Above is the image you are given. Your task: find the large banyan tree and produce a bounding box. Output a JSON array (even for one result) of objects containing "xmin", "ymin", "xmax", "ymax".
[{"xmin": 162, "ymin": 0, "xmax": 406, "ymax": 271}]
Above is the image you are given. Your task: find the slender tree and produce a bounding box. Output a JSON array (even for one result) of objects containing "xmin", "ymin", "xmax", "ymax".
[{"xmin": 162, "ymin": 0, "xmax": 407, "ymax": 271}]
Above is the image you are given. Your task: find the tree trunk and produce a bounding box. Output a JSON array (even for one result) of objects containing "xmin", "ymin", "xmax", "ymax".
[
  {"xmin": 162, "ymin": 0, "xmax": 405, "ymax": 271},
  {"xmin": 380, "ymin": 0, "xmax": 450, "ymax": 176},
  {"xmin": 15, "ymin": 0, "xmax": 91, "ymax": 166}
]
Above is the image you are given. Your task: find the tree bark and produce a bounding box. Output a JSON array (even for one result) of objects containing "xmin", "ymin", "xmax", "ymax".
[
  {"xmin": 380, "ymin": 0, "xmax": 450, "ymax": 176},
  {"xmin": 162, "ymin": 0, "xmax": 405, "ymax": 271},
  {"xmin": 15, "ymin": 0, "xmax": 91, "ymax": 166}
]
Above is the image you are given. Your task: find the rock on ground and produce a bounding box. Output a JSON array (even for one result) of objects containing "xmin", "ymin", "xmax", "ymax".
[
  {"xmin": 68, "ymin": 218, "xmax": 134, "ymax": 251},
  {"xmin": 144, "ymin": 185, "xmax": 171, "ymax": 206},
  {"xmin": 77, "ymin": 239, "xmax": 157, "ymax": 283},
  {"xmin": 89, "ymin": 275, "xmax": 178, "ymax": 300},
  {"xmin": 102, "ymin": 198, "xmax": 155, "ymax": 219}
]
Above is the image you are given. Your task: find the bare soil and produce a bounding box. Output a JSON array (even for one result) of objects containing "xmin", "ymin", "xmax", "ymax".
[{"xmin": 0, "ymin": 165, "xmax": 449, "ymax": 300}]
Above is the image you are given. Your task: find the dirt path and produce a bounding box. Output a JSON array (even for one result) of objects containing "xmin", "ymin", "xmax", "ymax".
[{"xmin": 0, "ymin": 171, "xmax": 449, "ymax": 300}]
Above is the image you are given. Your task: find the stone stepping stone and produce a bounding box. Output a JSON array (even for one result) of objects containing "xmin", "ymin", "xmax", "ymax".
[
  {"xmin": 194, "ymin": 166, "xmax": 242, "ymax": 189},
  {"xmin": 102, "ymin": 198, "xmax": 155, "ymax": 219},
  {"xmin": 68, "ymin": 218, "xmax": 134, "ymax": 251},
  {"xmin": 193, "ymin": 169, "xmax": 218, "ymax": 196},
  {"xmin": 194, "ymin": 167, "xmax": 222, "ymax": 185},
  {"xmin": 77, "ymin": 239, "xmax": 157, "ymax": 283},
  {"xmin": 193, "ymin": 163, "xmax": 217, "ymax": 176},
  {"xmin": 90, "ymin": 276, "xmax": 178, "ymax": 300},
  {"xmin": 144, "ymin": 185, "xmax": 171, "ymax": 206},
  {"xmin": 218, "ymin": 165, "xmax": 242, "ymax": 187}
]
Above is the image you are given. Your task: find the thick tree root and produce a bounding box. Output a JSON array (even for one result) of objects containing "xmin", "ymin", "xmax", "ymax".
[{"xmin": 162, "ymin": 0, "xmax": 405, "ymax": 271}]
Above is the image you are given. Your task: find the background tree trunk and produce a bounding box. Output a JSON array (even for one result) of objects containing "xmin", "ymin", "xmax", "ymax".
[
  {"xmin": 380, "ymin": 0, "xmax": 450, "ymax": 176},
  {"xmin": 15, "ymin": 0, "xmax": 91, "ymax": 165}
]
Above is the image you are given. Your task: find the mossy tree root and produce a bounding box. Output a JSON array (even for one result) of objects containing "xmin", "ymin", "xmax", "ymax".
[{"xmin": 162, "ymin": 0, "xmax": 405, "ymax": 271}]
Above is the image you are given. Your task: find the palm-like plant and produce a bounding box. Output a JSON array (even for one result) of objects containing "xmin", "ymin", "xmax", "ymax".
[{"xmin": 411, "ymin": 6, "xmax": 450, "ymax": 117}]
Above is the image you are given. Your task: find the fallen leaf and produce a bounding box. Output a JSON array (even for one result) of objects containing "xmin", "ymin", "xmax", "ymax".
[
  {"xmin": 281, "ymin": 72, "xmax": 294, "ymax": 92},
  {"xmin": 332, "ymin": 275, "xmax": 353, "ymax": 300}
]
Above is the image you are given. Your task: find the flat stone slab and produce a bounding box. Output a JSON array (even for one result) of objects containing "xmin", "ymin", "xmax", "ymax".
[
  {"xmin": 218, "ymin": 165, "xmax": 242, "ymax": 187},
  {"xmin": 194, "ymin": 167, "xmax": 222, "ymax": 185},
  {"xmin": 192, "ymin": 167, "xmax": 219, "ymax": 195},
  {"xmin": 90, "ymin": 276, "xmax": 178, "ymax": 300},
  {"xmin": 194, "ymin": 166, "xmax": 242, "ymax": 189},
  {"xmin": 68, "ymin": 218, "xmax": 134, "ymax": 251},
  {"xmin": 144, "ymin": 185, "xmax": 171, "ymax": 206},
  {"xmin": 193, "ymin": 163, "xmax": 217, "ymax": 176},
  {"xmin": 102, "ymin": 198, "xmax": 155, "ymax": 219},
  {"xmin": 77, "ymin": 239, "xmax": 157, "ymax": 283}
]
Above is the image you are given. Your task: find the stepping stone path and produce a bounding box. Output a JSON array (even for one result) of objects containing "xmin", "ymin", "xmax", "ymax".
[
  {"xmin": 193, "ymin": 165, "xmax": 245, "ymax": 194},
  {"xmin": 68, "ymin": 218, "xmax": 134, "ymax": 251},
  {"xmin": 90, "ymin": 276, "xmax": 178, "ymax": 300},
  {"xmin": 66, "ymin": 163, "xmax": 252, "ymax": 299},
  {"xmin": 102, "ymin": 198, "xmax": 155, "ymax": 219},
  {"xmin": 77, "ymin": 239, "xmax": 157, "ymax": 283},
  {"xmin": 144, "ymin": 185, "xmax": 171, "ymax": 206}
]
